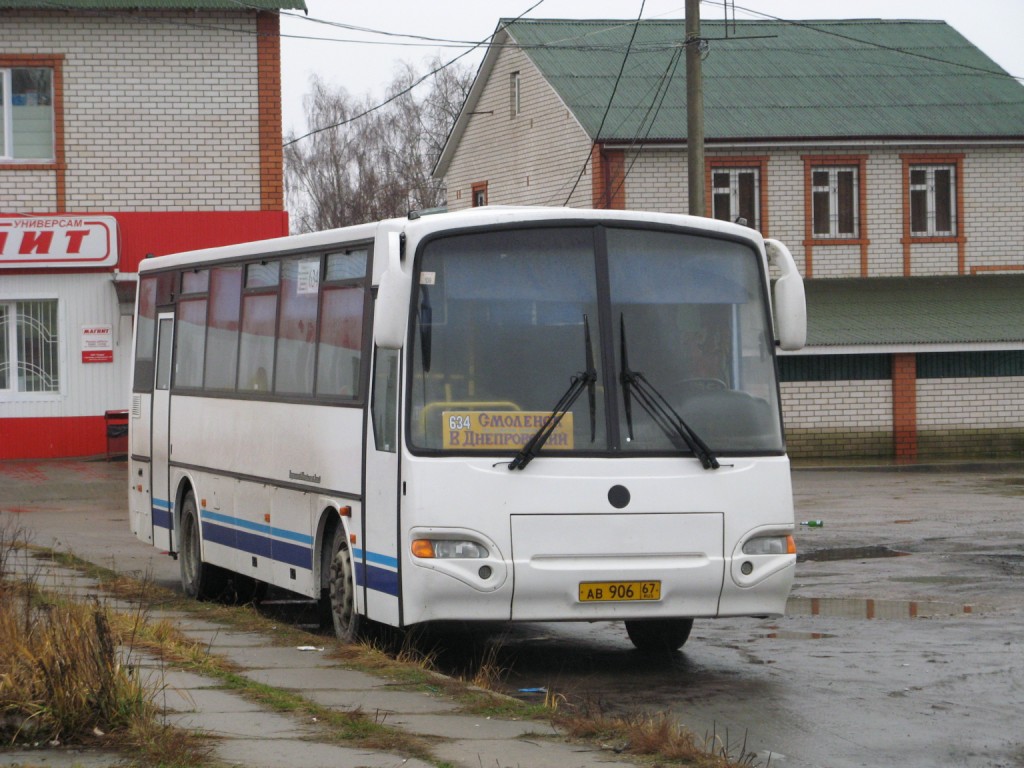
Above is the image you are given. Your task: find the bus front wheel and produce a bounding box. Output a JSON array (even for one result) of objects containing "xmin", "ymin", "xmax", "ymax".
[
  {"xmin": 328, "ymin": 528, "xmax": 363, "ymax": 643},
  {"xmin": 179, "ymin": 491, "xmax": 227, "ymax": 600},
  {"xmin": 624, "ymin": 617, "xmax": 694, "ymax": 653}
]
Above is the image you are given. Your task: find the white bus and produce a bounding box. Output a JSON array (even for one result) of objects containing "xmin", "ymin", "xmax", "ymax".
[{"xmin": 128, "ymin": 206, "xmax": 805, "ymax": 652}]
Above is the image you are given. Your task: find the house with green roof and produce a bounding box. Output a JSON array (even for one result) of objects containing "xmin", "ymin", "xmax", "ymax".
[
  {"xmin": 435, "ymin": 17, "xmax": 1024, "ymax": 461},
  {"xmin": 1, "ymin": 0, "xmax": 304, "ymax": 459}
]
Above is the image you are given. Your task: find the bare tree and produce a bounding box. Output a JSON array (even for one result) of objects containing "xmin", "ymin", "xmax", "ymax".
[{"xmin": 285, "ymin": 57, "xmax": 473, "ymax": 233}]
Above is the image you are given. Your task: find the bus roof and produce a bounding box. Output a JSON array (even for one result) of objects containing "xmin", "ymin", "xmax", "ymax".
[{"xmin": 136, "ymin": 206, "xmax": 764, "ymax": 274}]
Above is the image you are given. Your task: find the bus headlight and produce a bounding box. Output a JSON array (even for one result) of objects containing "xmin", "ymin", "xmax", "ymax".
[
  {"xmin": 742, "ymin": 535, "xmax": 796, "ymax": 556},
  {"xmin": 412, "ymin": 539, "xmax": 489, "ymax": 559}
]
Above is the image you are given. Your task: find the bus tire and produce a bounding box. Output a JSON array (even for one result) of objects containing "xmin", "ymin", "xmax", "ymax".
[
  {"xmin": 328, "ymin": 527, "xmax": 363, "ymax": 643},
  {"xmin": 624, "ymin": 617, "xmax": 694, "ymax": 653},
  {"xmin": 179, "ymin": 491, "xmax": 228, "ymax": 601}
]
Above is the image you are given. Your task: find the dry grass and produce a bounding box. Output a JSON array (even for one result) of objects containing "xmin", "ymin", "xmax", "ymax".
[
  {"xmin": 0, "ymin": 516, "xmax": 210, "ymax": 765},
  {"xmin": 0, "ymin": 581, "xmax": 211, "ymax": 766},
  {"xmin": 1, "ymin": 514, "xmax": 769, "ymax": 768},
  {"xmin": 555, "ymin": 707, "xmax": 766, "ymax": 767}
]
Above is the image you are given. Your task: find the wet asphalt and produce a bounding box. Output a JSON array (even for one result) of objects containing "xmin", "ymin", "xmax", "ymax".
[{"xmin": 1, "ymin": 458, "xmax": 1022, "ymax": 767}]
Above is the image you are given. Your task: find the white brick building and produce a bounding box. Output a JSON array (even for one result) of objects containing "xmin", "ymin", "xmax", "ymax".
[
  {"xmin": 436, "ymin": 18, "xmax": 1024, "ymax": 461},
  {"xmin": 1, "ymin": 0, "xmax": 303, "ymax": 459}
]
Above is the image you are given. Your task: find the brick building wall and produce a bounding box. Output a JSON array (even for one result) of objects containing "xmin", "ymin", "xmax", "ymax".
[
  {"xmin": 1, "ymin": 7, "xmax": 289, "ymax": 459},
  {"xmin": 1, "ymin": 9, "xmax": 266, "ymax": 211},
  {"xmin": 445, "ymin": 46, "xmax": 594, "ymax": 211},
  {"xmin": 441, "ymin": 52, "xmax": 1024, "ymax": 460},
  {"xmin": 781, "ymin": 380, "xmax": 893, "ymax": 458},
  {"xmin": 917, "ymin": 377, "xmax": 1024, "ymax": 456}
]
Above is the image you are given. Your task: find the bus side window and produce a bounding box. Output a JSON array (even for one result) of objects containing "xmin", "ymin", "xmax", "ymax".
[{"xmin": 372, "ymin": 347, "xmax": 398, "ymax": 453}]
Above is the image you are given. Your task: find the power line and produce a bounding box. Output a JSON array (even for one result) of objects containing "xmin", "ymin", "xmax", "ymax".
[
  {"xmin": 283, "ymin": 1, "xmax": 546, "ymax": 147},
  {"xmin": 563, "ymin": 1, "xmax": 647, "ymax": 206},
  {"xmin": 704, "ymin": 0, "xmax": 1024, "ymax": 83}
]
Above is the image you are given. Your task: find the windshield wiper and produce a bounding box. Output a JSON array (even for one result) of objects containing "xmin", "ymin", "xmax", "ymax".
[
  {"xmin": 619, "ymin": 315, "xmax": 720, "ymax": 470},
  {"xmin": 508, "ymin": 315, "xmax": 597, "ymax": 471}
]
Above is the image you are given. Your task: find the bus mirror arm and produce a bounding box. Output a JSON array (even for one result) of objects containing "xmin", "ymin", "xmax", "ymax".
[{"xmin": 765, "ymin": 239, "xmax": 806, "ymax": 351}]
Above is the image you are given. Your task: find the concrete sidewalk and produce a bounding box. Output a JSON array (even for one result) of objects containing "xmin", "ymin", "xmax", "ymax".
[{"xmin": 1, "ymin": 459, "xmax": 640, "ymax": 768}]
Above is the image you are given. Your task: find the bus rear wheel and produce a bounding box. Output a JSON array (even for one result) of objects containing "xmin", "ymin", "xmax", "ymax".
[
  {"xmin": 328, "ymin": 528, "xmax": 363, "ymax": 643},
  {"xmin": 624, "ymin": 617, "xmax": 694, "ymax": 653},
  {"xmin": 179, "ymin": 491, "xmax": 227, "ymax": 601}
]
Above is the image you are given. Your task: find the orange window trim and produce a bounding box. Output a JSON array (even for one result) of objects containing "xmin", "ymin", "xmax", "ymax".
[
  {"xmin": 899, "ymin": 153, "xmax": 965, "ymax": 276},
  {"xmin": 801, "ymin": 154, "xmax": 869, "ymax": 277},
  {"xmin": 0, "ymin": 54, "xmax": 65, "ymax": 211},
  {"xmin": 705, "ymin": 156, "xmax": 769, "ymax": 237},
  {"xmin": 471, "ymin": 181, "xmax": 488, "ymax": 206}
]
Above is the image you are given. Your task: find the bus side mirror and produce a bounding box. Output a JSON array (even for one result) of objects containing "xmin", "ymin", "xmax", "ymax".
[
  {"xmin": 765, "ymin": 239, "xmax": 806, "ymax": 351},
  {"xmin": 373, "ymin": 231, "xmax": 411, "ymax": 349}
]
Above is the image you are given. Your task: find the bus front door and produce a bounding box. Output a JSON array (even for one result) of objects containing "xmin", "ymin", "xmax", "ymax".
[
  {"xmin": 151, "ymin": 313, "xmax": 175, "ymax": 553},
  {"xmin": 362, "ymin": 346, "xmax": 401, "ymax": 628}
]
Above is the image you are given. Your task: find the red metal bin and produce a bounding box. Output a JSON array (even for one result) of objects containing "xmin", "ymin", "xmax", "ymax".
[{"xmin": 104, "ymin": 409, "xmax": 129, "ymax": 460}]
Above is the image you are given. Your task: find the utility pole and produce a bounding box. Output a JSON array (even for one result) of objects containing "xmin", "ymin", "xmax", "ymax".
[{"xmin": 686, "ymin": 0, "xmax": 705, "ymax": 216}]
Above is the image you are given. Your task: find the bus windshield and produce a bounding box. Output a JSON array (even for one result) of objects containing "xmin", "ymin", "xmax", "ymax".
[{"xmin": 409, "ymin": 224, "xmax": 783, "ymax": 457}]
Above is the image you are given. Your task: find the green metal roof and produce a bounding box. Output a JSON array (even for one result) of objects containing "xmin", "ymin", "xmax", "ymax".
[
  {"xmin": 502, "ymin": 18, "xmax": 1024, "ymax": 142},
  {"xmin": 804, "ymin": 275, "xmax": 1024, "ymax": 348},
  {"xmin": 0, "ymin": 1, "xmax": 304, "ymax": 9}
]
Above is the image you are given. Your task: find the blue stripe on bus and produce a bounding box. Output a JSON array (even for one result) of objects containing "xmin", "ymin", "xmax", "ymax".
[
  {"xmin": 147, "ymin": 502, "xmax": 396, "ymax": 595},
  {"xmin": 356, "ymin": 560, "xmax": 399, "ymax": 597},
  {"xmin": 353, "ymin": 547, "xmax": 399, "ymax": 569},
  {"xmin": 152, "ymin": 498, "xmax": 173, "ymax": 530},
  {"xmin": 201, "ymin": 509, "xmax": 314, "ymax": 545},
  {"xmin": 201, "ymin": 519, "xmax": 313, "ymax": 570}
]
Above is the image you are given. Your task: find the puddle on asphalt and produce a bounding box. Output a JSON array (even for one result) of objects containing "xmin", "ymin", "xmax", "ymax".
[
  {"xmin": 752, "ymin": 629, "xmax": 835, "ymax": 641},
  {"xmin": 798, "ymin": 545, "xmax": 908, "ymax": 562},
  {"xmin": 787, "ymin": 596, "xmax": 979, "ymax": 619}
]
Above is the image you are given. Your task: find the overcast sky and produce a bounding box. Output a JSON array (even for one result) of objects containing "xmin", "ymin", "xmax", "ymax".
[{"xmin": 279, "ymin": 0, "xmax": 1024, "ymax": 137}]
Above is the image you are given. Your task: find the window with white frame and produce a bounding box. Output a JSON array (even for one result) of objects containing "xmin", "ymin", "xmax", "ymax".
[
  {"xmin": 1, "ymin": 67, "xmax": 55, "ymax": 161},
  {"xmin": 811, "ymin": 166, "xmax": 858, "ymax": 238},
  {"xmin": 0, "ymin": 300, "xmax": 60, "ymax": 394},
  {"xmin": 910, "ymin": 164, "xmax": 956, "ymax": 236},
  {"xmin": 712, "ymin": 167, "xmax": 759, "ymax": 230},
  {"xmin": 510, "ymin": 71, "xmax": 521, "ymax": 117}
]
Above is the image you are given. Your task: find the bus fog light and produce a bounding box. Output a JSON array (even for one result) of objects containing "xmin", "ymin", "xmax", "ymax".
[
  {"xmin": 740, "ymin": 560, "xmax": 753, "ymax": 575},
  {"xmin": 742, "ymin": 535, "xmax": 796, "ymax": 556},
  {"xmin": 412, "ymin": 539, "xmax": 488, "ymax": 559}
]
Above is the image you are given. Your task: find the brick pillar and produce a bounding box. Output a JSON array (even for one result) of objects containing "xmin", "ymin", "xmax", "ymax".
[
  {"xmin": 257, "ymin": 12, "xmax": 284, "ymax": 211},
  {"xmin": 591, "ymin": 146, "xmax": 625, "ymax": 209},
  {"xmin": 892, "ymin": 353, "xmax": 918, "ymax": 462}
]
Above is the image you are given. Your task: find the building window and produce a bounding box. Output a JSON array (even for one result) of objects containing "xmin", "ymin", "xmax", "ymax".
[
  {"xmin": 0, "ymin": 66, "xmax": 55, "ymax": 161},
  {"xmin": 472, "ymin": 182, "xmax": 488, "ymax": 207},
  {"xmin": 811, "ymin": 166, "xmax": 858, "ymax": 238},
  {"xmin": 910, "ymin": 164, "xmax": 956, "ymax": 236},
  {"xmin": 712, "ymin": 167, "xmax": 759, "ymax": 230},
  {"xmin": 0, "ymin": 300, "xmax": 59, "ymax": 394},
  {"xmin": 510, "ymin": 71, "xmax": 521, "ymax": 117}
]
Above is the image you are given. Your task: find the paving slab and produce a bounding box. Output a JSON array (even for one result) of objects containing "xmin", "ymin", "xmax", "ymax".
[
  {"xmin": 431, "ymin": 735, "xmax": 643, "ymax": 768},
  {"xmin": 213, "ymin": 738, "xmax": 436, "ymax": 768},
  {"xmin": 240, "ymin": 664, "xmax": 386, "ymax": 691},
  {"xmin": 162, "ymin": 708, "xmax": 316, "ymax": 740},
  {"xmin": 302, "ymin": 687, "xmax": 458, "ymax": 714},
  {"xmin": 184, "ymin": 629, "xmax": 278, "ymax": 648},
  {"xmin": 385, "ymin": 711, "xmax": 555, "ymax": 740},
  {"xmin": 0, "ymin": 748, "xmax": 125, "ymax": 768},
  {"xmin": 194, "ymin": 645, "xmax": 343, "ymax": 669}
]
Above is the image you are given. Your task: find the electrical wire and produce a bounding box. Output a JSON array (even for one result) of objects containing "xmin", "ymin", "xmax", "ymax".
[
  {"xmin": 562, "ymin": 0, "xmax": 647, "ymax": 206},
  {"xmin": 282, "ymin": 0, "xmax": 546, "ymax": 147},
  {"xmin": 704, "ymin": 0, "xmax": 1024, "ymax": 83}
]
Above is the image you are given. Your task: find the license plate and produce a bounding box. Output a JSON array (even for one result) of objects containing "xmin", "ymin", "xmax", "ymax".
[{"xmin": 579, "ymin": 580, "xmax": 661, "ymax": 602}]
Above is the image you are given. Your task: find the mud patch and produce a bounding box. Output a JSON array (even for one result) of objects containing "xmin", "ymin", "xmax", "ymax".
[{"xmin": 798, "ymin": 545, "xmax": 909, "ymax": 562}]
